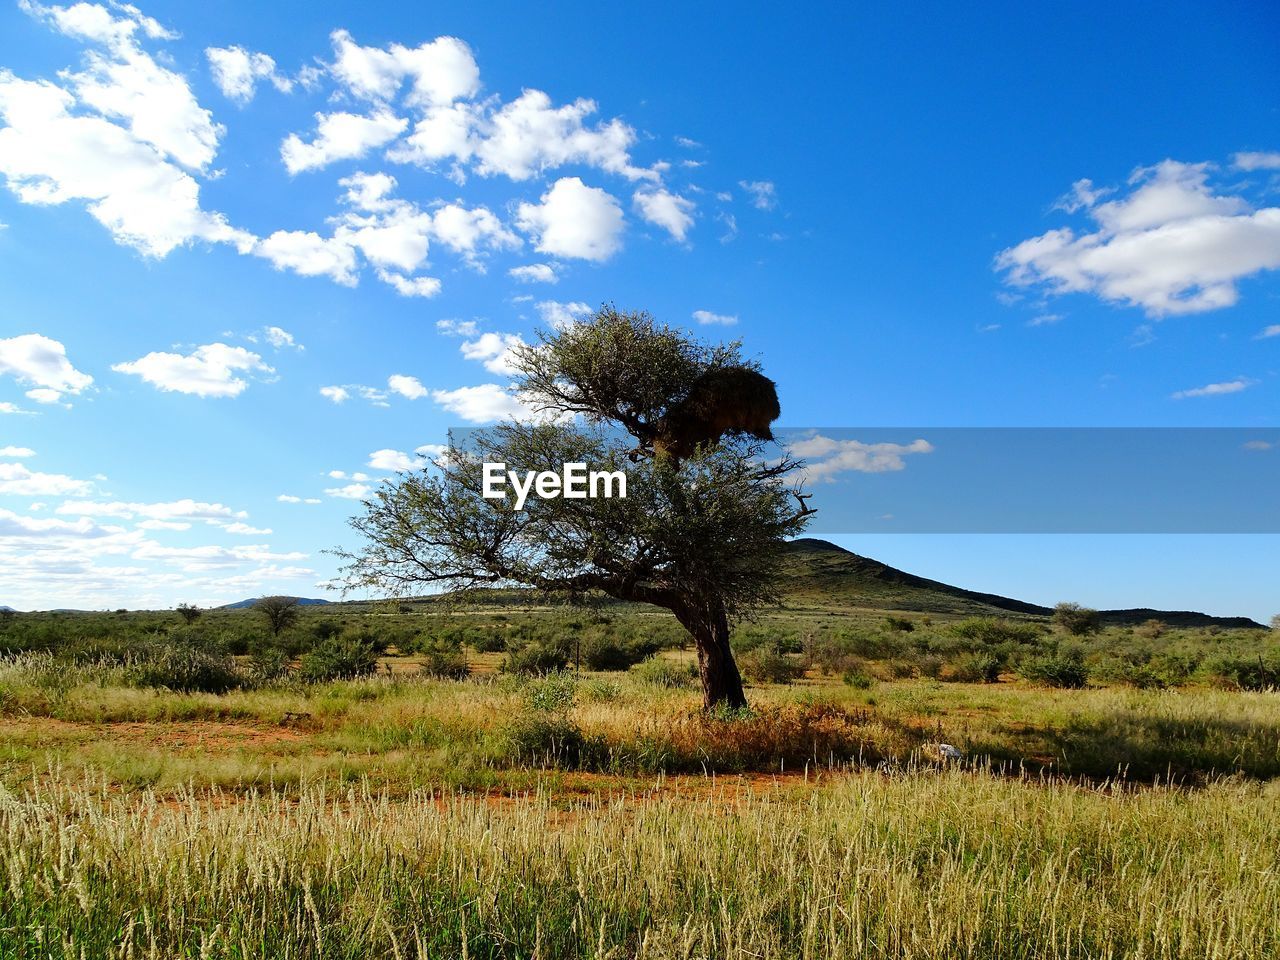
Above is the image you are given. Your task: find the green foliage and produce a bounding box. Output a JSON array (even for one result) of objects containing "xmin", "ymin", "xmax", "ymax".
[
  {"xmin": 1054, "ymin": 602, "xmax": 1101, "ymax": 636},
  {"xmin": 950, "ymin": 617, "xmax": 1042, "ymax": 646},
  {"xmin": 738, "ymin": 645, "xmax": 805, "ymax": 684},
  {"xmin": 1020, "ymin": 649, "xmax": 1090, "ymax": 688},
  {"xmin": 175, "ymin": 603, "xmax": 202, "ymax": 625},
  {"xmin": 256, "ymin": 596, "xmax": 301, "ymax": 637},
  {"xmin": 298, "ymin": 635, "xmax": 379, "ymax": 683},
  {"xmin": 883, "ymin": 616, "xmax": 915, "ymax": 632},
  {"xmin": 630, "ymin": 655, "xmax": 697, "ymax": 689},
  {"xmin": 1207, "ymin": 653, "xmax": 1280, "ymax": 691},
  {"xmin": 503, "ymin": 635, "xmax": 572, "ymax": 675},
  {"xmin": 124, "ymin": 639, "xmax": 243, "ymax": 694},
  {"xmin": 417, "ymin": 640, "xmax": 470, "ymax": 680}
]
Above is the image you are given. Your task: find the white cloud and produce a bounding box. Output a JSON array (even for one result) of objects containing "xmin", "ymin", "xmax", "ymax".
[
  {"xmin": 263, "ymin": 326, "xmax": 302, "ymax": 350},
  {"xmin": 436, "ymin": 318, "xmax": 479, "ymax": 337},
  {"xmin": 516, "ymin": 177, "xmax": 624, "ymax": 261},
  {"xmin": 0, "ymin": 446, "xmax": 35, "ymax": 458},
  {"xmin": 1242, "ymin": 440, "xmax": 1274, "ymax": 452},
  {"xmin": 377, "ymin": 270, "xmax": 442, "ymax": 297},
  {"xmin": 1256, "ymin": 325, "xmax": 1280, "ymax": 340},
  {"xmin": 220, "ymin": 521, "xmax": 271, "ymax": 536},
  {"xmin": 388, "ymin": 374, "xmax": 429, "ymax": 399},
  {"xmin": 57, "ymin": 499, "xmax": 246, "ymax": 521},
  {"xmin": 460, "ymin": 332, "xmax": 525, "ymax": 375},
  {"xmin": 112, "ymin": 342, "xmax": 273, "ymax": 397},
  {"xmin": 368, "ymin": 448, "xmax": 423, "ymax": 472},
  {"xmin": 277, "ymin": 494, "xmax": 322, "ymax": 504},
  {"xmin": 328, "ymin": 29, "xmax": 479, "ymax": 108},
  {"xmin": 206, "ymin": 45, "xmax": 291, "ymax": 104},
  {"xmin": 320, "ymin": 385, "xmax": 350, "ymax": 404},
  {"xmin": 692, "ymin": 309, "xmax": 737, "ymax": 326},
  {"xmin": 739, "ymin": 180, "xmax": 777, "ymax": 211},
  {"xmin": 787, "ymin": 435, "xmax": 934, "ymax": 484},
  {"xmin": 1028, "ymin": 313, "xmax": 1064, "ymax": 327},
  {"xmin": 0, "ymin": 334, "xmax": 93, "ymax": 404},
  {"xmin": 997, "ymin": 160, "xmax": 1280, "ymax": 316},
  {"xmin": 136, "ymin": 518, "xmax": 189, "ymax": 531},
  {"xmin": 536, "ymin": 300, "xmax": 592, "ymax": 330},
  {"xmin": 634, "ymin": 187, "xmax": 695, "ymax": 242},
  {"xmin": 428, "ymin": 201, "xmax": 520, "ymax": 262},
  {"xmin": 255, "ymin": 230, "xmax": 358, "ymax": 285},
  {"xmin": 0, "ymin": 505, "xmax": 120, "ymax": 538},
  {"xmin": 324, "ymin": 482, "xmax": 372, "ymax": 500},
  {"xmin": 1233, "ymin": 151, "xmax": 1280, "ymax": 171},
  {"xmin": 472, "ymin": 89, "xmax": 655, "ymax": 182},
  {"xmin": 0, "ymin": 402, "xmax": 32, "ymax": 415},
  {"xmin": 432, "ymin": 383, "xmax": 530, "ymax": 423},
  {"xmin": 1171, "ymin": 378, "xmax": 1253, "ymax": 399},
  {"xmin": 0, "ymin": 462, "xmax": 94, "ymax": 496},
  {"xmin": 508, "ymin": 263, "xmax": 557, "ymax": 284},
  {"xmin": 281, "ymin": 109, "xmax": 408, "ymax": 174}
]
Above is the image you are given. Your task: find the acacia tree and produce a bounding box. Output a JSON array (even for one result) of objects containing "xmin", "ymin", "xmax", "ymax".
[
  {"xmin": 256, "ymin": 595, "xmax": 300, "ymax": 637},
  {"xmin": 337, "ymin": 308, "xmax": 811, "ymax": 708}
]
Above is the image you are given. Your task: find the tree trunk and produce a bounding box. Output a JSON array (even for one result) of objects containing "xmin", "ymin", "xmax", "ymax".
[{"xmin": 674, "ymin": 596, "xmax": 748, "ymax": 710}]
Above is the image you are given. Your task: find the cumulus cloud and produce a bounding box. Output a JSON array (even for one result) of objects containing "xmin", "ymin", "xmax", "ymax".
[
  {"xmin": 516, "ymin": 177, "xmax": 624, "ymax": 261},
  {"xmin": 206, "ymin": 45, "xmax": 292, "ymax": 104},
  {"xmin": 56, "ymin": 498, "xmax": 247, "ymax": 522},
  {"xmin": 1170, "ymin": 378, "xmax": 1253, "ymax": 399},
  {"xmin": 787, "ymin": 435, "xmax": 934, "ymax": 484},
  {"xmin": 634, "ymin": 187, "xmax": 695, "ymax": 241},
  {"xmin": 436, "ymin": 318, "xmax": 478, "ymax": 337},
  {"xmin": 324, "ymin": 482, "xmax": 372, "ymax": 500},
  {"xmin": 388, "ymin": 374, "xmax": 429, "ymax": 399},
  {"xmin": 112, "ymin": 342, "xmax": 274, "ymax": 397},
  {"xmin": 0, "ymin": 446, "xmax": 35, "ymax": 458},
  {"xmin": 0, "ymin": 334, "xmax": 94, "ymax": 404},
  {"xmin": 432, "ymin": 383, "xmax": 530, "ymax": 423},
  {"xmin": 536, "ymin": 300, "xmax": 592, "ymax": 329},
  {"xmin": 0, "ymin": 462, "xmax": 94, "ymax": 496},
  {"xmin": 739, "ymin": 180, "xmax": 777, "ymax": 210},
  {"xmin": 508, "ymin": 262, "xmax": 557, "ymax": 283},
  {"xmin": 692, "ymin": 309, "xmax": 737, "ymax": 326},
  {"xmin": 320, "ymin": 385, "xmax": 350, "ymax": 404},
  {"xmin": 997, "ymin": 160, "xmax": 1280, "ymax": 316},
  {"xmin": 277, "ymin": 494, "xmax": 322, "ymax": 504},
  {"xmin": 255, "ymin": 230, "xmax": 359, "ymax": 285},
  {"xmin": 281, "ymin": 109, "xmax": 408, "ymax": 174},
  {"xmin": 460, "ymin": 332, "xmax": 525, "ymax": 375},
  {"xmin": 263, "ymin": 326, "xmax": 302, "ymax": 350},
  {"xmin": 1233, "ymin": 151, "xmax": 1280, "ymax": 171},
  {"xmin": 368, "ymin": 448, "xmax": 424, "ymax": 471},
  {"xmin": 329, "ymin": 29, "xmax": 479, "ymax": 107},
  {"xmin": 1256, "ymin": 325, "xmax": 1280, "ymax": 340}
]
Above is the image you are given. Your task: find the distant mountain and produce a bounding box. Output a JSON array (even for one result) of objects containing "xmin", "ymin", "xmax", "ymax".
[
  {"xmin": 218, "ymin": 597, "xmax": 333, "ymax": 610},
  {"xmin": 779, "ymin": 538, "xmax": 1265, "ymax": 629}
]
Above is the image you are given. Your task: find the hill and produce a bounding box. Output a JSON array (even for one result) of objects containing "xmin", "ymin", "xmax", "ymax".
[
  {"xmin": 218, "ymin": 597, "xmax": 333, "ymax": 610},
  {"xmin": 777, "ymin": 539, "xmax": 1265, "ymax": 629}
]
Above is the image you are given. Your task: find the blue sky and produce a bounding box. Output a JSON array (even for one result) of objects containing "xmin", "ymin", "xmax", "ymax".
[{"xmin": 0, "ymin": 0, "xmax": 1276, "ymax": 617}]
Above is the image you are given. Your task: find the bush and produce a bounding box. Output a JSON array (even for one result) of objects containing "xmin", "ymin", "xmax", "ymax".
[
  {"xmin": 883, "ymin": 616, "xmax": 915, "ymax": 632},
  {"xmin": 738, "ymin": 645, "xmax": 805, "ymax": 684},
  {"xmin": 248, "ymin": 647, "xmax": 292, "ymax": 685},
  {"xmin": 503, "ymin": 637, "xmax": 571, "ymax": 675},
  {"xmin": 841, "ymin": 668, "xmax": 875, "ymax": 690},
  {"xmin": 417, "ymin": 640, "xmax": 470, "ymax": 680},
  {"xmin": 466, "ymin": 627, "xmax": 507, "ymax": 653},
  {"xmin": 1133, "ymin": 619, "xmax": 1167, "ymax": 639},
  {"xmin": 298, "ymin": 636, "xmax": 379, "ymax": 683},
  {"xmin": 630, "ymin": 655, "xmax": 697, "ymax": 689},
  {"xmin": 1208, "ymin": 654, "xmax": 1280, "ymax": 691},
  {"xmin": 1054, "ymin": 602, "xmax": 1101, "ymax": 637},
  {"xmin": 949, "ymin": 618, "xmax": 1042, "ymax": 646},
  {"xmin": 948, "ymin": 652, "xmax": 1003, "ymax": 683},
  {"xmin": 125, "ymin": 641, "xmax": 243, "ymax": 694},
  {"xmin": 1020, "ymin": 650, "xmax": 1089, "ymax": 688},
  {"xmin": 525, "ymin": 670, "xmax": 577, "ymax": 712},
  {"xmin": 577, "ymin": 631, "xmax": 658, "ymax": 671}
]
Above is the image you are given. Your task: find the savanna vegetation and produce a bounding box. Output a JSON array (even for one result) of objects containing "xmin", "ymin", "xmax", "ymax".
[{"xmin": 1, "ymin": 599, "xmax": 1278, "ymax": 957}]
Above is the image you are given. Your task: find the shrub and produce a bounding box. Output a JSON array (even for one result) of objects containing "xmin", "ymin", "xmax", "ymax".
[
  {"xmin": 1134, "ymin": 619, "xmax": 1167, "ymax": 639},
  {"xmin": 417, "ymin": 640, "xmax": 470, "ymax": 680},
  {"xmin": 298, "ymin": 636, "xmax": 379, "ymax": 682},
  {"xmin": 1208, "ymin": 654, "xmax": 1280, "ymax": 692},
  {"xmin": 948, "ymin": 652, "xmax": 1003, "ymax": 683},
  {"xmin": 841, "ymin": 668, "xmax": 875, "ymax": 690},
  {"xmin": 1054, "ymin": 602, "xmax": 1101, "ymax": 637},
  {"xmin": 503, "ymin": 637, "xmax": 571, "ymax": 675},
  {"xmin": 631, "ymin": 655, "xmax": 697, "ymax": 689},
  {"xmin": 883, "ymin": 616, "xmax": 915, "ymax": 632},
  {"xmin": 1020, "ymin": 650, "xmax": 1089, "ymax": 688},
  {"xmin": 466, "ymin": 627, "xmax": 507, "ymax": 653},
  {"xmin": 577, "ymin": 630, "xmax": 659, "ymax": 671},
  {"xmin": 125, "ymin": 641, "xmax": 243, "ymax": 694},
  {"xmin": 524, "ymin": 670, "xmax": 578, "ymax": 712},
  {"xmin": 248, "ymin": 647, "xmax": 292, "ymax": 685},
  {"xmin": 949, "ymin": 618, "xmax": 1042, "ymax": 646},
  {"xmin": 738, "ymin": 645, "xmax": 805, "ymax": 684}
]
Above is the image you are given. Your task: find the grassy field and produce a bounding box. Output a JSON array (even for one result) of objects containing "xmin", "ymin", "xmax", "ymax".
[{"xmin": 1, "ymin": 602, "xmax": 1278, "ymax": 957}]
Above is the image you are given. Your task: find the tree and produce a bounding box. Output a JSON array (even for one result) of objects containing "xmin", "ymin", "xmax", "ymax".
[
  {"xmin": 176, "ymin": 603, "xmax": 202, "ymax": 625},
  {"xmin": 337, "ymin": 307, "xmax": 812, "ymax": 709},
  {"xmin": 256, "ymin": 596, "xmax": 300, "ymax": 637},
  {"xmin": 1054, "ymin": 601, "xmax": 1101, "ymax": 636}
]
